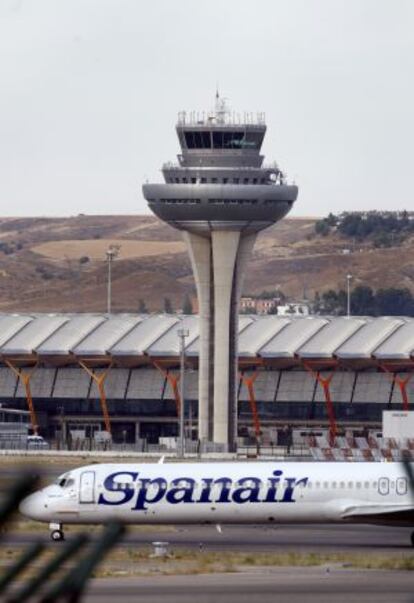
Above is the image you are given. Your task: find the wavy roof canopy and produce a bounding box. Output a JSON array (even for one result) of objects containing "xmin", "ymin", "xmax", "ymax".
[{"xmin": 0, "ymin": 313, "xmax": 413, "ymax": 367}]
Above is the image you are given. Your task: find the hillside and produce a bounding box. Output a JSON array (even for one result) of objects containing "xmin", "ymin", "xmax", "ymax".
[{"xmin": 0, "ymin": 214, "xmax": 413, "ymax": 313}]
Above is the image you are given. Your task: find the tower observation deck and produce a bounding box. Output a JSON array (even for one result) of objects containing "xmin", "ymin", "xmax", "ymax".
[{"xmin": 143, "ymin": 96, "xmax": 298, "ymax": 450}]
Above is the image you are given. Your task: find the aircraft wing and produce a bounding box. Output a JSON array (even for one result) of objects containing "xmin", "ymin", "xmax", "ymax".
[{"xmin": 341, "ymin": 502, "xmax": 414, "ymax": 527}]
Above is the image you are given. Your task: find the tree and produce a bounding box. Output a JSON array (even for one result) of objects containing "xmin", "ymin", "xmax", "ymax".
[
  {"xmin": 182, "ymin": 294, "xmax": 193, "ymax": 315},
  {"xmin": 314, "ymin": 220, "xmax": 330, "ymax": 236},
  {"xmin": 138, "ymin": 299, "xmax": 148, "ymax": 313},
  {"xmin": 351, "ymin": 286, "xmax": 375, "ymax": 315},
  {"xmin": 375, "ymin": 288, "xmax": 414, "ymax": 316},
  {"xmin": 163, "ymin": 297, "xmax": 174, "ymax": 314}
]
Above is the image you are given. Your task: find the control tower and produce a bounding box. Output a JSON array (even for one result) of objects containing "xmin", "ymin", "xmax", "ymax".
[{"xmin": 143, "ymin": 95, "xmax": 298, "ymax": 450}]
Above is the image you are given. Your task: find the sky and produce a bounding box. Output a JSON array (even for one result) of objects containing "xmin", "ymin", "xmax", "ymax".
[{"xmin": 0, "ymin": 0, "xmax": 413, "ymax": 218}]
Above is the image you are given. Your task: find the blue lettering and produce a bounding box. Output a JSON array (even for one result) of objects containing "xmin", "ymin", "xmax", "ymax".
[
  {"xmin": 133, "ymin": 477, "xmax": 167, "ymax": 510},
  {"xmin": 232, "ymin": 477, "xmax": 261, "ymax": 503},
  {"xmin": 263, "ymin": 470, "xmax": 283, "ymax": 503},
  {"xmin": 214, "ymin": 477, "xmax": 232, "ymax": 503},
  {"xmin": 98, "ymin": 471, "xmax": 138, "ymax": 506},
  {"xmin": 165, "ymin": 478, "xmax": 195, "ymax": 504},
  {"xmin": 281, "ymin": 477, "xmax": 308, "ymax": 503},
  {"xmin": 197, "ymin": 478, "xmax": 214, "ymax": 503}
]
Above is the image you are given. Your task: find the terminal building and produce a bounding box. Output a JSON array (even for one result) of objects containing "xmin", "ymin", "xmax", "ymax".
[{"xmin": 0, "ymin": 313, "xmax": 413, "ymax": 448}]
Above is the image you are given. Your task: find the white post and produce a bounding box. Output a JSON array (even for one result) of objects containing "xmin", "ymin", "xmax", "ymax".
[
  {"xmin": 106, "ymin": 247, "xmax": 119, "ymax": 315},
  {"xmin": 346, "ymin": 274, "xmax": 352, "ymax": 317},
  {"xmin": 177, "ymin": 327, "xmax": 189, "ymax": 457}
]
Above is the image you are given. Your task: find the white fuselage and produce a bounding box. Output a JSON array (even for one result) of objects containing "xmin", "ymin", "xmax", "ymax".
[{"xmin": 19, "ymin": 462, "xmax": 414, "ymax": 527}]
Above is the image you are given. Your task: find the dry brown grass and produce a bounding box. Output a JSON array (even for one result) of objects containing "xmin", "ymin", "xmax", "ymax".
[{"xmin": 32, "ymin": 239, "xmax": 185, "ymax": 261}]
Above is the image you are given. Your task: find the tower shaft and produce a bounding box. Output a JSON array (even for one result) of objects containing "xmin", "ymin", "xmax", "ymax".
[{"xmin": 184, "ymin": 230, "xmax": 256, "ymax": 448}]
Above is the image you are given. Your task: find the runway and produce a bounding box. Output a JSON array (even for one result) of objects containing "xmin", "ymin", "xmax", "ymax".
[
  {"xmin": 3, "ymin": 524, "xmax": 413, "ymax": 552},
  {"xmin": 82, "ymin": 568, "xmax": 414, "ymax": 603}
]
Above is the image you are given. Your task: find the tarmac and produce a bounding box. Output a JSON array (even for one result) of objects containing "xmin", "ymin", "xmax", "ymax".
[
  {"xmin": 83, "ymin": 568, "xmax": 414, "ymax": 603},
  {"xmin": 3, "ymin": 524, "xmax": 414, "ymax": 553}
]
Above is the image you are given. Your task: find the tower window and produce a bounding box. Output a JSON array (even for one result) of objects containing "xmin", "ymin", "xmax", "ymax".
[
  {"xmin": 184, "ymin": 131, "xmax": 211, "ymax": 149},
  {"xmin": 243, "ymin": 178, "xmax": 249, "ymax": 184},
  {"xmin": 233, "ymin": 178, "xmax": 239, "ymax": 184},
  {"xmin": 191, "ymin": 178, "xmax": 197, "ymax": 184},
  {"xmin": 201, "ymin": 177, "xmax": 207, "ymax": 184}
]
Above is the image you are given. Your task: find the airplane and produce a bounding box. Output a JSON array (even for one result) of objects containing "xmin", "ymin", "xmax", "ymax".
[{"xmin": 19, "ymin": 461, "xmax": 414, "ymax": 545}]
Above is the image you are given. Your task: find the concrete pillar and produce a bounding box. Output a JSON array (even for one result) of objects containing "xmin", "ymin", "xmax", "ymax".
[
  {"xmin": 184, "ymin": 230, "xmax": 257, "ymax": 450},
  {"xmin": 183, "ymin": 232, "xmax": 212, "ymax": 441},
  {"xmin": 228, "ymin": 233, "xmax": 257, "ymax": 447},
  {"xmin": 211, "ymin": 230, "xmax": 241, "ymax": 447}
]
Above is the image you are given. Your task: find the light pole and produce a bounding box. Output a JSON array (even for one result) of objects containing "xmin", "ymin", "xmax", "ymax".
[
  {"xmin": 177, "ymin": 327, "xmax": 189, "ymax": 458},
  {"xmin": 346, "ymin": 274, "xmax": 352, "ymax": 317},
  {"xmin": 106, "ymin": 246, "xmax": 119, "ymax": 314}
]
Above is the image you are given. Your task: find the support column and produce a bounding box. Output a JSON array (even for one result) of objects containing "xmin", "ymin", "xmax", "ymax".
[
  {"xmin": 5, "ymin": 361, "xmax": 38, "ymax": 435},
  {"xmin": 229, "ymin": 233, "xmax": 257, "ymax": 446},
  {"xmin": 211, "ymin": 230, "xmax": 241, "ymax": 447},
  {"xmin": 183, "ymin": 232, "xmax": 212, "ymax": 441},
  {"xmin": 78, "ymin": 361, "xmax": 113, "ymax": 436}
]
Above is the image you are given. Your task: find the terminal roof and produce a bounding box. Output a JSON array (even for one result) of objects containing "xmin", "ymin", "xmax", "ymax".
[{"xmin": 0, "ymin": 313, "xmax": 413, "ymax": 368}]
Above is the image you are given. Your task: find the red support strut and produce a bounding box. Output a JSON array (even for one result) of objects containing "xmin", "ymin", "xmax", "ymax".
[
  {"xmin": 304, "ymin": 362, "xmax": 338, "ymax": 447},
  {"xmin": 380, "ymin": 365, "xmax": 413, "ymax": 411},
  {"xmin": 240, "ymin": 371, "xmax": 261, "ymax": 443}
]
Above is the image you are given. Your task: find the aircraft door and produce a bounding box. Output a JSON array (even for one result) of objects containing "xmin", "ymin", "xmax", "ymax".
[
  {"xmin": 79, "ymin": 471, "xmax": 96, "ymax": 504},
  {"xmin": 396, "ymin": 477, "xmax": 408, "ymax": 496},
  {"xmin": 378, "ymin": 477, "xmax": 389, "ymax": 496}
]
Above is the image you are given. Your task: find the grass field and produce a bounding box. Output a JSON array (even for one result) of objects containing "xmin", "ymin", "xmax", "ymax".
[{"xmin": 32, "ymin": 239, "xmax": 186, "ymax": 261}]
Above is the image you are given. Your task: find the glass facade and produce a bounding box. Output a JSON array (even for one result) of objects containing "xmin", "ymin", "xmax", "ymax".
[{"xmin": 184, "ymin": 130, "xmax": 264, "ymax": 150}]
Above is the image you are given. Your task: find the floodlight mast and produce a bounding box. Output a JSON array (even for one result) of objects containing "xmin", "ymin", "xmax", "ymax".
[{"xmin": 143, "ymin": 95, "xmax": 298, "ymax": 451}]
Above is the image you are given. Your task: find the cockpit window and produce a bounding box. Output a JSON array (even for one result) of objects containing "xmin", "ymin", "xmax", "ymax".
[{"xmin": 55, "ymin": 473, "xmax": 73, "ymax": 488}]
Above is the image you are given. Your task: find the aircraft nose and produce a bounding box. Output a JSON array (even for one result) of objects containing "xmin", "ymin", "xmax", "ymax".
[{"xmin": 19, "ymin": 491, "xmax": 46, "ymax": 521}]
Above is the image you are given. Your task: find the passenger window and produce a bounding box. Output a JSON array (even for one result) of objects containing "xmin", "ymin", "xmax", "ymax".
[
  {"xmin": 364, "ymin": 481, "xmax": 370, "ymax": 489},
  {"xmin": 348, "ymin": 482, "xmax": 353, "ymax": 489},
  {"xmin": 396, "ymin": 477, "xmax": 407, "ymax": 495},
  {"xmin": 356, "ymin": 482, "xmax": 361, "ymax": 489},
  {"xmin": 323, "ymin": 481, "xmax": 328, "ymax": 489},
  {"xmin": 332, "ymin": 482, "xmax": 337, "ymax": 489},
  {"xmin": 340, "ymin": 482, "xmax": 345, "ymax": 489},
  {"xmin": 378, "ymin": 477, "xmax": 389, "ymax": 496}
]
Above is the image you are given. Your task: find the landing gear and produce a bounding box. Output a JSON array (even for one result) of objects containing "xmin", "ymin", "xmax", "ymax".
[
  {"xmin": 51, "ymin": 530, "xmax": 64, "ymax": 542},
  {"xmin": 411, "ymin": 532, "xmax": 414, "ymax": 548},
  {"xmin": 49, "ymin": 522, "xmax": 65, "ymax": 542}
]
